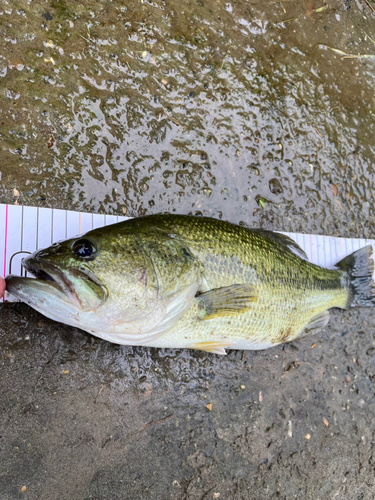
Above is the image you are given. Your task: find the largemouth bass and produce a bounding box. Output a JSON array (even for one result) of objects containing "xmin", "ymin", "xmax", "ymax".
[{"xmin": 5, "ymin": 215, "xmax": 375, "ymax": 354}]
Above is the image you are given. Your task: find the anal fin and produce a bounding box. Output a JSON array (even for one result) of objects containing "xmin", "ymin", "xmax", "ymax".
[
  {"xmin": 196, "ymin": 284, "xmax": 257, "ymax": 320},
  {"xmin": 299, "ymin": 310, "xmax": 330, "ymax": 339},
  {"xmin": 187, "ymin": 341, "xmax": 234, "ymax": 355}
]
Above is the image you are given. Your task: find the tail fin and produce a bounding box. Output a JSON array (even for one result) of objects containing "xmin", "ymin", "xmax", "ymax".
[{"xmin": 336, "ymin": 245, "xmax": 375, "ymax": 308}]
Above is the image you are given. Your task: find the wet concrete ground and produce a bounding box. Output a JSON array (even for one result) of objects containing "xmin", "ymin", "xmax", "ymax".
[
  {"xmin": 2, "ymin": 306, "xmax": 375, "ymax": 499},
  {"xmin": 1, "ymin": 0, "xmax": 375, "ymax": 498}
]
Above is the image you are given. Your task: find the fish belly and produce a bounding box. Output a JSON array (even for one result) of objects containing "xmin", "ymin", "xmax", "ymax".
[{"xmin": 145, "ymin": 285, "xmax": 347, "ymax": 351}]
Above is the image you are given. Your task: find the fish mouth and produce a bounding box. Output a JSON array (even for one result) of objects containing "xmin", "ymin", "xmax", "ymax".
[
  {"xmin": 14, "ymin": 255, "xmax": 107, "ymax": 311},
  {"xmin": 22, "ymin": 256, "xmax": 83, "ymax": 308}
]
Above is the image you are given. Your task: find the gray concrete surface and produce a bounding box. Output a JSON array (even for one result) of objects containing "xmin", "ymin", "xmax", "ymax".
[{"xmin": 1, "ymin": 304, "xmax": 375, "ymax": 499}]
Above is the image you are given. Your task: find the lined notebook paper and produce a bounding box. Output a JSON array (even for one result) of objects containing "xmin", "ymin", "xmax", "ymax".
[{"xmin": 0, "ymin": 204, "xmax": 374, "ymax": 302}]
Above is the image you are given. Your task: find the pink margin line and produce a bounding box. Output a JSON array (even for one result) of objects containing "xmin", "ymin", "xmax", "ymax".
[{"xmin": 3, "ymin": 204, "xmax": 8, "ymax": 302}]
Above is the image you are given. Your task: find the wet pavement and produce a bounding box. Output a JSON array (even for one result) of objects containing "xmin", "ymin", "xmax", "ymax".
[{"xmin": 1, "ymin": 0, "xmax": 375, "ymax": 498}]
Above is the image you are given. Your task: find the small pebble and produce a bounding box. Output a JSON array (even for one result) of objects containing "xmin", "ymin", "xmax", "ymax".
[
  {"xmin": 322, "ymin": 417, "xmax": 329, "ymax": 427},
  {"xmin": 305, "ymin": 434, "xmax": 311, "ymax": 440},
  {"xmin": 287, "ymin": 421, "xmax": 293, "ymax": 438},
  {"xmin": 240, "ymin": 385, "xmax": 245, "ymax": 390},
  {"xmin": 358, "ymin": 399, "xmax": 365, "ymax": 408},
  {"xmin": 268, "ymin": 178, "xmax": 283, "ymax": 195},
  {"xmin": 345, "ymin": 375, "xmax": 351, "ymax": 383},
  {"xmin": 21, "ymin": 486, "xmax": 27, "ymax": 492},
  {"xmin": 5, "ymin": 89, "xmax": 21, "ymax": 101},
  {"xmin": 206, "ymin": 403, "xmax": 212, "ymax": 411}
]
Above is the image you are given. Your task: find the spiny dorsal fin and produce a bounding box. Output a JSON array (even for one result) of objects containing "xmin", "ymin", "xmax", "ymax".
[{"xmin": 196, "ymin": 284, "xmax": 257, "ymax": 320}]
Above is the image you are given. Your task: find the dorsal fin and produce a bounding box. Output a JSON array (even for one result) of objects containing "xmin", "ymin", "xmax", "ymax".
[{"xmin": 252, "ymin": 229, "xmax": 308, "ymax": 260}]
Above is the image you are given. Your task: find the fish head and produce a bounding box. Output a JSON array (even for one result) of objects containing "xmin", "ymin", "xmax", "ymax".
[
  {"xmin": 5, "ymin": 222, "xmax": 201, "ymax": 343},
  {"xmin": 20, "ymin": 236, "xmax": 109, "ymax": 311}
]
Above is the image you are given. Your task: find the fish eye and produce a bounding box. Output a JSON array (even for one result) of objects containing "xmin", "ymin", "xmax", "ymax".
[{"xmin": 72, "ymin": 239, "xmax": 96, "ymax": 259}]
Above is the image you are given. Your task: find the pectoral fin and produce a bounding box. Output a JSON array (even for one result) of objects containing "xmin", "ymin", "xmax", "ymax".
[
  {"xmin": 196, "ymin": 284, "xmax": 257, "ymax": 320},
  {"xmin": 187, "ymin": 341, "xmax": 235, "ymax": 355}
]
